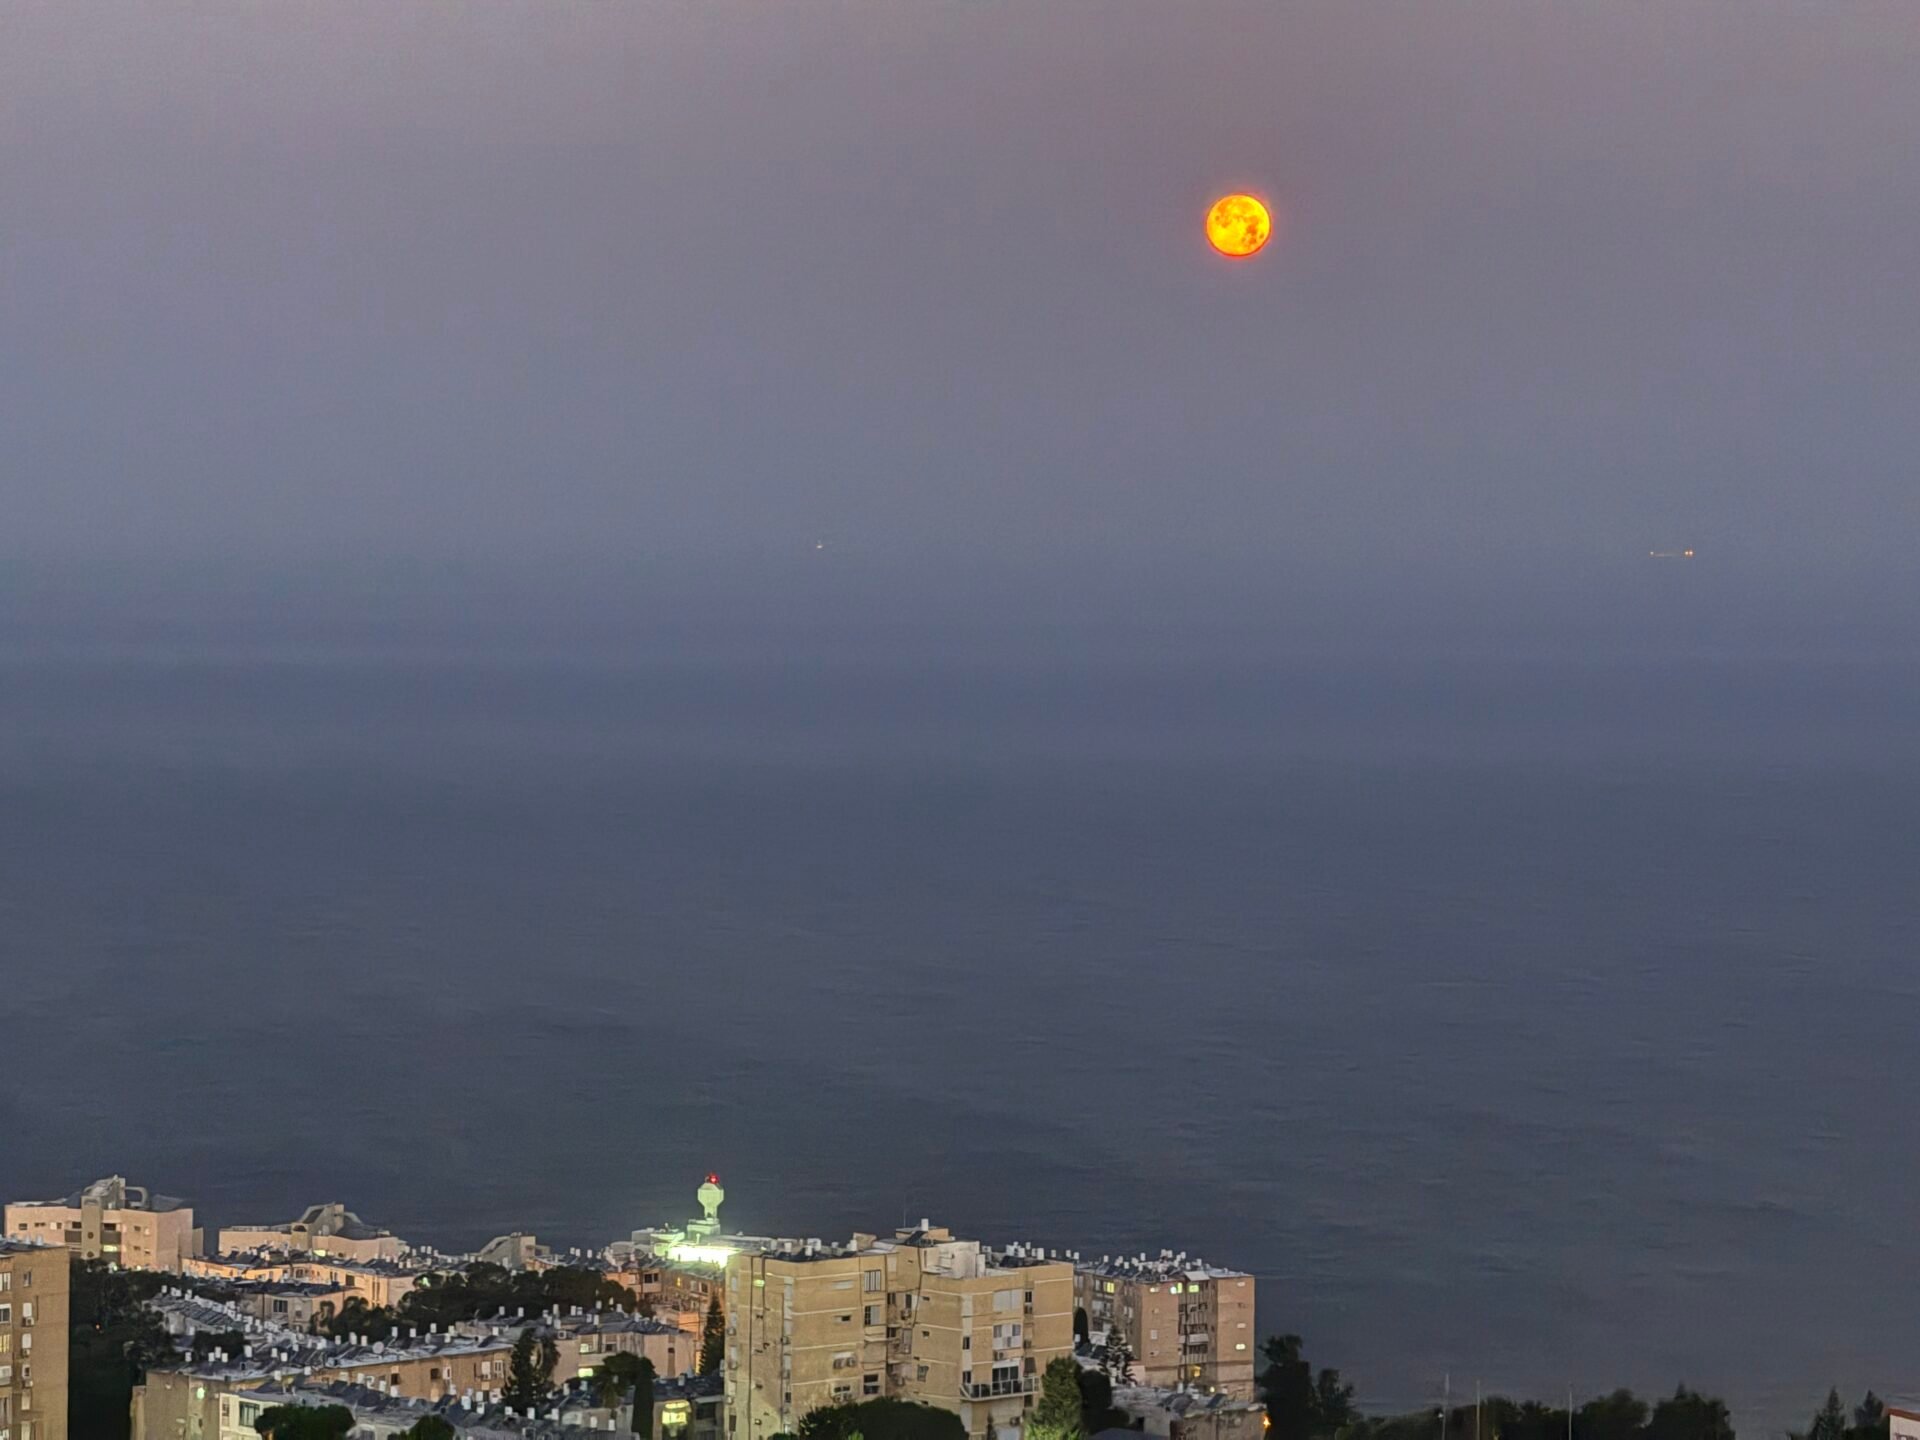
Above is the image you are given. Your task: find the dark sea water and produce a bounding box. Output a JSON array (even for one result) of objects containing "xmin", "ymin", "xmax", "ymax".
[{"xmin": 3, "ymin": 583, "xmax": 1916, "ymax": 1434}]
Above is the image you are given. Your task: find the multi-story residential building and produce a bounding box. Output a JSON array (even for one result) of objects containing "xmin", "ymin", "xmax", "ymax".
[
  {"xmin": 225, "ymin": 1279, "xmax": 357, "ymax": 1331},
  {"xmin": 646, "ymin": 1372, "xmax": 727, "ymax": 1440},
  {"xmin": 134, "ymin": 1330, "xmax": 517, "ymax": 1436},
  {"xmin": 184, "ymin": 1251, "xmax": 421, "ymax": 1309},
  {"xmin": 474, "ymin": 1233, "xmax": 553, "ymax": 1272},
  {"xmin": 612, "ymin": 1258, "xmax": 726, "ymax": 1336},
  {"xmin": 726, "ymin": 1224, "xmax": 1074, "ymax": 1440},
  {"xmin": 4, "ymin": 1176, "xmax": 201, "ymax": 1273},
  {"xmin": 218, "ymin": 1203, "xmax": 406, "ymax": 1263},
  {"xmin": 185, "ymin": 1377, "xmax": 611, "ymax": 1440},
  {"xmin": 1111, "ymin": 1384, "xmax": 1267, "ymax": 1440},
  {"xmin": 0, "ymin": 1237, "xmax": 71, "ymax": 1440},
  {"xmin": 1074, "ymin": 1255, "xmax": 1255, "ymax": 1397},
  {"xmin": 460, "ymin": 1308, "xmax": 692, "ymax": 1386}
]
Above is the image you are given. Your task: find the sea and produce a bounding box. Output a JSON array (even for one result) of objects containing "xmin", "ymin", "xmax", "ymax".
[{"xmin": 1, "ymin": 560, "xmax": 1915, "ymax": 1435}]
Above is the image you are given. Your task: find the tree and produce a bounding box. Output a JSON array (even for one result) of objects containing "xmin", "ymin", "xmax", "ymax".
[
  {"xmin": 1102, "ymin": 1322, "xmax": 1134, "ymax": 1384},
  {"xmin": 504, "ymin": 1326, "xmax": 557, "ymax": 1413},
  {"xmin": 1075, "ymin": 1307, "xmax": 1090, "ymax": 1347},
  {"xmin": 1260, "ymin": 1335, "xmax": 1354, "ymax": 1440},
  {"xmin": 68, "ymin": 1259, "xmax": 173, "ymax": 1440},
  {"xmin": 595, "ymin": 1351, "xmax": 658, "ymax": 1434},
  {"xmin": 1853, "ymin": 1394, "xmax": 1890, "ymax": 1440},
  {"xmin": 1077, "ymin": 1365, "xmax": 1130, "ymax": 1435},
  {"xmin": 189, "ymin": 1328, "xmax": 250, "ymax": 1360},
  {"xmin": 400, "ymin": 1420, "xmax": 459, "ymax": 1440},
  {"xmin": 1576, "ymin": 1390, "xmax": 1650, "ymax": 1440},
  {"xmin": 699, "ymin": 1292, "xmax": 726, "ymax": 1375},
  {"xmin": 324, "ymin": 1295, "xmax": 398, "ymax": 1341},
  {"xmin": 1646, "ymin": 1386, "xmax": 1733, "ymax": 1440},
  {"xmin": 1811, "ymin": 1391, "xmax": 1850, "ymax": 1440},
  {"xmin": 253, "ymin": 1405, "xmax": 356, "ymax": 1439},
  {"xmin": 796, "ymin": 1398, "xmax": 967, "ymax": 1440},
  {"xmin": 397, "ymin": 1263, "xmax": 645, "ymax": 1330},
  {"xmin": 1030, "ymin": 1356, "xmax": 1087, "ymax": 1440}
]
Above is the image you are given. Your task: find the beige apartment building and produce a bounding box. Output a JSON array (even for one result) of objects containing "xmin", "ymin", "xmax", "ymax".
[
  {"xmin": 135, "ymin": 1334, "xmax": 514, "ymax": 1438},
  {"xmin": 0, "ymin": 1238, "xmax": 72, "ymax": 1440},
  {"xmin": 1074, "ymin": 1257, "xmax": 1255, "ymax": 1398},
  {"xmin": 726, "ymin": 1224, "xmax": 1074, "ymax": 1440},
  {"xmin": 462, "ymin": 1309, "xmax": 693, "ymax": 1386},
  {"xmin": 218, "ymin": 1202, "xmax": 406, "ymax": 1263},
  {"xmin": 184, "ymin": 1252, "xmax": 419, "ymax": 1309},
  {"xmin": 5, "ymin": 1176, "xmax": 200, "ymax": 1273}
]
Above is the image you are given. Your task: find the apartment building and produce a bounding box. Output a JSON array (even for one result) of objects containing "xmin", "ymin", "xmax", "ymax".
[
  {"xmin": 1112, "ymin": 1384, "xmax": 1267, "ymax": 1440},
  {"xmin": 1074, "ymin": 1255, "xmax": 1255, "ymax": 1397},
  {"xmin": 135, "ymin": 1330, "xmax": 516, "ymax": 1437},
  {"xmin": 726, "ymin": 1224, "xmax": 1074, "ymax": 1440},
  {"xmin": 461, "ymin": 1308, "xmax": 692, "ymax": 1386},
  {"xmin": 219, "ymin": 1202, "xmax": 406, "ymax": 1263},
  {"xmin": 0, "ymin": 1238, "xmax": 71, "ymax": 1440},
  {"xmin": 4, "ymin": 1176, "xmax": 200, "ymax": 1273},
  {"xmin": 184, "ymin": 1251, "xmax": 420, "ymax": 1309}
]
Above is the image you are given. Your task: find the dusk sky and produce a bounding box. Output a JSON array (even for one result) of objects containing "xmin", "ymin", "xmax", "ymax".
[{"xmin": 6, "ymin": 1, "xmax": 1918, "ymax": 582}]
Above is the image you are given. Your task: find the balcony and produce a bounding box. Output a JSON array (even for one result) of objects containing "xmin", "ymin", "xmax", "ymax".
[{"xmin": 959, "ymin": 1377, "xmax": 1037, "ymax": 1400}]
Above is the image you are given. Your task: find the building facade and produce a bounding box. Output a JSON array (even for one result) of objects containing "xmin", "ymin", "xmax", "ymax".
[
  {"xmin": 1074, "ymin": 1256, "xmax": 1255, "ymax": 1397},
  {"xmin": 460, "ymin": 1309, "xmax": 691, "ymax": 1387},
  {"xmin": 183, "ymin": 1252, "xmax": 419, "ymax": 1309},
  {"xmin": 726, "ymin": 1225, "xmax": 1074, "ymax": 1440},
  {"xmin": 135, "ymin": 1333, "xmax": 516, "ymax": 1437},
  {"xmin": 5, "ymin": 1176, "xmax": 200, "ymax": 1273},
  {"xmin": 0, "ymin": 1238, "xmax": 71, "ymax": 1440},
  {"xmin": 1112, "ymin": 1384, "xmax": 1267, "ymax": 1440}
]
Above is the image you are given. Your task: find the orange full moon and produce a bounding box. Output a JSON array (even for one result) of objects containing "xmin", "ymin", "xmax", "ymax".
[{"xmin": 1205, "ymin": 193, "xmax": 1272, "ymax": 258}]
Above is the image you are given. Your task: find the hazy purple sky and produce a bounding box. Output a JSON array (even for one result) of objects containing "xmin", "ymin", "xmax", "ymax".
[{"xmin": 5, "ymin": 0, "xmax": 1917, "ymax": 580}]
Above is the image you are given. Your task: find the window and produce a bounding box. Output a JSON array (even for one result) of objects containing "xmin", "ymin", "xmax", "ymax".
[
  {"xmin": 863, "ymin": 1270, "xmax": 883, "ymax": 1293},
  {"xmin": 0, "ymin": 1306, "xmax": 9, "ymax": 1324},
  {"xmin": 864, "ymin": 1305, "xmax": 881, "ymax": 1326},
  {"xmin": 863, "ymin": 1374, "xmax": 880, "ymax": 1397},
  {"xmin": 836, "ymin": 1313, "xmax": 853, "ymax": 1325}
]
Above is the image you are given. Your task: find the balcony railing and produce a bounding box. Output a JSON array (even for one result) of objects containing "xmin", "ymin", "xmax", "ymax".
[{"xmin": 959, "ymin": 1377, "xmax": 1037, "ymax": 1400}]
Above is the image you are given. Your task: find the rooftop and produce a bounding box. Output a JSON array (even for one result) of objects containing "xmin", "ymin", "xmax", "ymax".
[
  {"xmin": 0, "ymin": 1236, "xmax": 61, "ymax": 1258},
  {"xmin": 10, "ymin": 1175, "xmax": 191, "ymax": 1214},
  {"xmin": 197, "ymin": 1248, "xmax": 422, "ymax": 1276},
  {"xmin": 1115, "ymin": 1384, "xmax": 1267, "ymax": 1419},
  {"xmin": 233, "ymin": 1376, "xmax": 620, "ymax": 1437},
  {"xmin": 1073, "ymin": 1251, "xmax": 1250, "ymax": 1283}
]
